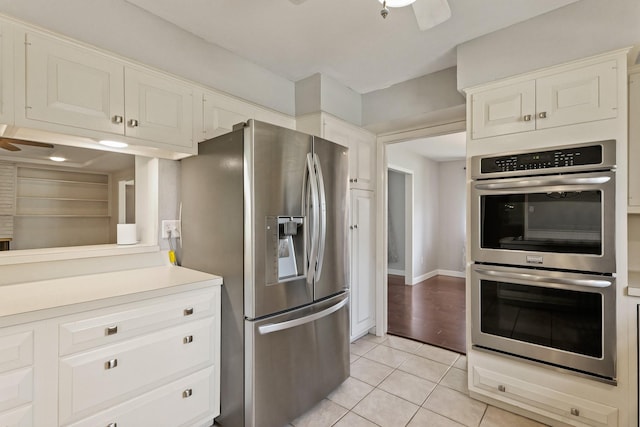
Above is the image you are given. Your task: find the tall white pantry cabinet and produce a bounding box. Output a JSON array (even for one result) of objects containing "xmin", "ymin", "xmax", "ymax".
[{"xmin": 297, "ymin": 113, "xmax": 378, "ymax": 341}]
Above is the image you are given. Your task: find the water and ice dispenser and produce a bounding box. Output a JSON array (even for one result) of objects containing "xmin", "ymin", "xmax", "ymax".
[{"xmin": 266, "ymin": 216, "xmax": 305, "ymax": 284}]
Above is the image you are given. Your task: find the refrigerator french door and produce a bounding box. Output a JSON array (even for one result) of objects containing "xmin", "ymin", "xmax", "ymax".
[{"xmin": 180, "ymin": 120, "xmax": 350, "ymax": 427}]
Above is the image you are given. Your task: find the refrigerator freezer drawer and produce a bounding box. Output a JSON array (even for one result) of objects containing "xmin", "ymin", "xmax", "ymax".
[{"xmin": 245, "ymin": 292, "xmax": 350, "ymax": 427}]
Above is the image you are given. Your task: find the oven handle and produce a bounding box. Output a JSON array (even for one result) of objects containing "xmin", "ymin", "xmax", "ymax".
[
  {"xmin": 474, "ymin": 176, "xmax": 610, "ymax": 191},
  {"xmin": 474, "ymin": 268, "xmax": 613, "ymax": 288}
]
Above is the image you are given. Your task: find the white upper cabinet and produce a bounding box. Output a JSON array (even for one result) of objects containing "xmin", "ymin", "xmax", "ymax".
[
  {"xmin": 321, "ymin": 115, "xmax": 376, "ymax": 191},
  {"xmin": 0, "ymin": 20, "xmax": 13, "ymax": 125},
  {"xmin": 23, "ymin": 32, "xmax": 195, "ymax": 149},
  {"xmin": 24, "ymin": 32, "xmax": 125, "ymax": 134},
  {"xmin": 470, "ymin": 58, "xmax": 618, "ymax": 139},
  {"xmin": 199, "ymin": 89, "xmax": 295, "ymax": 142},
  {"xmin": 124, "ymin": 68, "xmax": 194, "ymax": 147},
  {"xmin": 629, "ymin": 68, "xmax": 640, "ymax": 210},
  {"xmin": 201, "ymin": 90, "xmax": 251, "ymax": 141}
]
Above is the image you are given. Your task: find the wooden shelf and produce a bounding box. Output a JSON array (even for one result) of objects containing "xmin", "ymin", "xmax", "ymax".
[
  {"xmin": 17, "ymin": 177, "xmax": 108, "ymax": 186},
  {"xmin": 15, "ymin": 215, "xmax": 111, "ymax": 218},
  {"xmin": 16, "ymin": 196, "xmax": 108, "ymax": 202}
]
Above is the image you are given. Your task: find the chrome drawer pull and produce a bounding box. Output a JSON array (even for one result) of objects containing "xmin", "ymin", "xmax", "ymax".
[
  {"xmin": 183, "ymin": 335, "xmax": 194, "ymax": 344},
  {"xmin": 105, "ymin": 359, "xmax": 118, "ymax": 370},
  {"xmin": 105, "ymin": 325, "xmax": 118, "ymax": 336},
  {"xmin": 523, "ymin": 114, "xmax": 532, "ymax": 122},
  {"xmin": 184, "ymin": 307, "xmax": 194, "ymax": 316},
  {"xmin": 182, "ymin": 388, "xmax": 193, "ymax": 398},
  {"xmin": 497, "ymin": 384, "xmax": 506, "ymax": 392},
  {"xmin": 112, "ymin": 115, "xmax": 123, "ymax": 124},
  {"xmin": 571, "ymin": 408, "xmax": 580, "ymax": 417},
  {"xmin": 128, "ymin": 118, "xmax": 139, "ymax": 127},
  {"xmin": 538, "ymin": 111, "xmax": 547, "ymax": 119}
]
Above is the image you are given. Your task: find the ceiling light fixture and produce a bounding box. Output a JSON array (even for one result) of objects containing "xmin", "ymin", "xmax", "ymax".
[
  {"xmin": 49, "ymin": 156, "xmax": 66, "ymax": 162},
  {"xmin": 99, "ymin": 140, "xmax": 128, "ymax": 148},
  {"xmin": 379, "ymin": 0, "xmax": 416, "ymax": 19}
]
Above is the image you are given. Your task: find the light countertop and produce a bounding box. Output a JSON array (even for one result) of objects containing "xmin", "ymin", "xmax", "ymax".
[{"xmin": 0, "ymin": 265, "xmax": 222, "ymax": 320}]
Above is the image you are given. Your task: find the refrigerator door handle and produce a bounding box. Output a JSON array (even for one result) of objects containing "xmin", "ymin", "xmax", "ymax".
[
  {"xmin": 305, "ymin": 153, "xmax": 320, "ymax": 286},
  {"xmin": 313, "ymin": 154, "xmax": 327, "ymax": 281},
  {"xmin": 257, "ymin": 296, "xmax": 348, "ymax": 335}
]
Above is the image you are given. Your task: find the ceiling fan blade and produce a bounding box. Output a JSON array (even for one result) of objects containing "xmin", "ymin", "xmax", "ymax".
[
  {"xmin": 0, "ymin": 137, "xmax": 54, "ymax": 149},
  {"xmin": 412, "ymin": 0, "xmax": 451, "ymax": 31},
  {"xmin": 0, "ymin": 141, "xmax": 21, "ymax": 151}
]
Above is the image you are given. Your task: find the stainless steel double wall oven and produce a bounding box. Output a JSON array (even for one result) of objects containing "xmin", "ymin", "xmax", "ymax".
[{"xmin": 470, "ymin": 140, "xmax": 617, "ymax": 383}]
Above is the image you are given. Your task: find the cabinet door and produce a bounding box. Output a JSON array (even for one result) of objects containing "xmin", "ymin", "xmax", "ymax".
[
  {"xmin": 201, "ymin": 91, "xmax": 250, "ymax": 141},
  {"xmin": 350, "ymin": 189, "xmax": 376, "ymax": 340},
  {"xmin": 24, "ymin": 32, "xmax": 125, "ymax": 134},
  {"xmin": 628, "ymin": 71, "xmax": 640, "ymax": 208},
  {"xmin": 536, "ymin": 60, "xmax": 618, "ymax": 130},
  {"xmin": 471, "ymin": 80, "xmax": 536, "ymax": 139},
  {"xmin": 124, "ymin": 68, "xmax": 194, "ymax": 147},
  {"xmin": 0, "ymin": 20, "xmax": 13, "ymax": 125},
  {"xmin": 323, "ymin": 118, "xmax": 376, "ymax": 190}
]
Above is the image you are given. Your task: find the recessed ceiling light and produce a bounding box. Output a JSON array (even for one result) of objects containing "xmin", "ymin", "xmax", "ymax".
[
  {"xmin": 49, "ymin": 156, "xmax": 66, "ymax": 162},
  {"xmin": 99, "ymin": 140, "xmax": 128, "ymax": 148}
]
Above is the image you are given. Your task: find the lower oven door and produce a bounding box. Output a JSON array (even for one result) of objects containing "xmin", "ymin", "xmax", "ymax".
[{"xmin": 471, "ymin": 264, "xmax": 616, "ymax": 382}]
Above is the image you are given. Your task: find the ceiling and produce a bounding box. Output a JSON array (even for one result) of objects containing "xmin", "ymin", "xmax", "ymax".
[
  {"xmin": 0, "ymin": 143, "xmax": 135, "ymax": 173},
  {"xmin": 125, "ymin": 0, "xmax": 580, "ymax": 94}
]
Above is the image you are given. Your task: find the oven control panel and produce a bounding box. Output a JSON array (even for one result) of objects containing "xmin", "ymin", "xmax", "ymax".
[{"xmin": 481, "ymin": 145, "xmax": 603, "ymax": 173}]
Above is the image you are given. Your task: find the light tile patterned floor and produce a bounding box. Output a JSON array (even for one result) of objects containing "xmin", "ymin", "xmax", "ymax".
[{"xmin": 289, "ymin": 334, "xmax": 548, "ymax": 427}]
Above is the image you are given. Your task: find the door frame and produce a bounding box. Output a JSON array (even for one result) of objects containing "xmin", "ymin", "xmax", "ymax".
[
  {"xmin": 374, "ymin": 120, "xmax": 466, "ymax": 336},
  {"xmin": 387, "ymin": 166, "xmax": 413, "ymax": 284}
]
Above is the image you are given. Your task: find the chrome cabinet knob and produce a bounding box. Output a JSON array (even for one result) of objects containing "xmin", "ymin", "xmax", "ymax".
[
  {"xmin": 105, "ymin": 359, "xmax": 118, "ymax": 370},
  {"xmin": 112, "ymin": 115, "xmax": 123, "ymax": 124},
  {"xmin": 105, "ymin": 325, "xmax": 118, "ymax": 336},
  {"xmin": 107, "ymin": 423, "xmax": 117, "ymax": 427},
  {"xmin": 184, "ymin": 307, "xmax": 194, "ymax": 316},
  {"xmin": 570, "ymin": 408, "xmax": 580, "ymax": 416},
  {"xmin": 538, "ymin": 111, "xmax": 547, "ymax": 119},
  {"xmin": 497, "ymin": 384, "xmax": 506, "ymax": 392},
  {"xmin": 128, "ymin": 119, "xmax": 139, "ymax": 127},
  {"xmin": 523, "ymin": 114, "xmax": 532, "ymax": 122},
  {"xmin": 182, "ymin": 388, "xmax": 193, "ymax": 398},
  {"xmin": 183, "ymin": 335, "xmax": 194, "ymax": 344}
]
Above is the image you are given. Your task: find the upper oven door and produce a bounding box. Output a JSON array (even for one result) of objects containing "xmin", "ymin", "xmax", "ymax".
[{"xmin": 471, "ymin": 170, "xmax": 615, "ymax": 273}]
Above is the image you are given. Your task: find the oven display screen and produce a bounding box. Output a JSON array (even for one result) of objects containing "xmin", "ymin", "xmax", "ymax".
[
  {"xmin": 480, "ymin": 280, "xmax": 602, "ymax": 358},
  {"xmin": 481, "ymin": 145, "xmax": 603, "ymax": 173}
]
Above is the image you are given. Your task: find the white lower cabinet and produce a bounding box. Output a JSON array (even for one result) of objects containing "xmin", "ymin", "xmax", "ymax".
[
  {"xmin": 0, "ymin": 285, "xmax": 221, "ymax": 427},
  {"xmin": 472, "ymin": 366, "xmax": 618, "ymax": 427},
  {"xmin": 350, "ymin": 189, "xmax": 376, "ymax": 340},
  {"xmin": 66, "ymin": 366, "xmax": 216, "ymax": 427}
]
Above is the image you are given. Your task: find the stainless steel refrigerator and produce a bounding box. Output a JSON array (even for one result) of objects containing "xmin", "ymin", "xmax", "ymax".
[{"xmin": 180, "ymin": 120, "xmax": 350, "ymax": 427}]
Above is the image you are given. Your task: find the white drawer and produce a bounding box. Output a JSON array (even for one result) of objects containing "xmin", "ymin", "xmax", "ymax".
[
  {"xmin": 0, "ymin": 331, "xmax": 33, "ymax": 374},
  {"xmin": 0, "ymin": 368, "xmax": 33, "ymax": 413},
  {"xmin": 59, "ymin": 288, "xmax": 218, "ymax": 356},
  {"xmin": 59, "ymin": 317, "xmax": 215, "ymax": 424},
  {"xmin": 0, "ymin": 405, "xmax": 32, "ymax": 427},
  {"xmin": 67, "ymin": 366, "xmax": 217, "ymax": 427},
  {"xmin": 472, "ymin": 366, "xmax": 618, "ymax": 427}
]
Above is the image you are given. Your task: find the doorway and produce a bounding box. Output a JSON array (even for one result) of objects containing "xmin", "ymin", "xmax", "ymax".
[{"xmin": 384, "ymin": 131, "xmax": 467, "ymax": 354}]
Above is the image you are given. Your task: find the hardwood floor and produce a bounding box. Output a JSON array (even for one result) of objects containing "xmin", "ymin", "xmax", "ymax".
[{"xmin": 387, "ymin": 274, "xmax": 466, "ymax": 354}]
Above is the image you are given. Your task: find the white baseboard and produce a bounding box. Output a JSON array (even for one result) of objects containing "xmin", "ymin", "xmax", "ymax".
[
  {"xmin": 410, "ymin": 269, "xmax": 465, "ymax": 284},
  {"xmin": 437, "ymin": 269, "xmax": 466, "ymax": 278},
  {"xmin": 388, "ymin": 268, "xmax": 405, "ymax": 276}
]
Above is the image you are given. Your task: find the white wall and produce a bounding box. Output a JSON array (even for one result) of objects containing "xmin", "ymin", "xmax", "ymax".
[
  {"xmin": 0, "ymin": 0, "xmax": 295, "ymax": 116},
  {"xmin": 387, "ymin": 146, "xmax": 440, "ymax": 281},
  {"xmin": 457, "ymin": 0, "xmax": 640, "ymax": 90},
  {"xmin": 437, "ymin": 160, "xmax": 466, "ymax": 273},
  {"xmin": 387, "ymin": 169, "xmax": 405, "ymax": 273}
]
